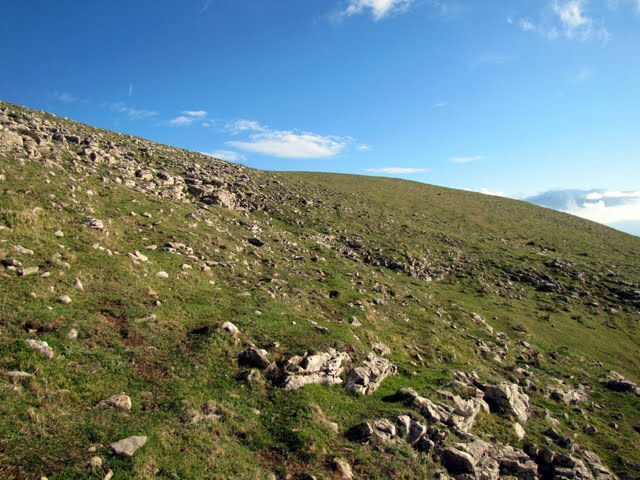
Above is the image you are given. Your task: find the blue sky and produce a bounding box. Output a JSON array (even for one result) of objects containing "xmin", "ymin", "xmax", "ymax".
[{"xmin": 1, "ymin": 0, "xmax": 639, "ymax": 232}]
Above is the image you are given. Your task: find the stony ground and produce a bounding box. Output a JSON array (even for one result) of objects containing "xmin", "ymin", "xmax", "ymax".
[{"xmin": 1, "ymin": 100, "xmax": 639, "ymax": 479}]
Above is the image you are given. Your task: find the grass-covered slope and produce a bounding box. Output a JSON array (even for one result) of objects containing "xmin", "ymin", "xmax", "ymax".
[{"xmin": 1, "ymin": 100, "xmax": 639, "ymax": 479}]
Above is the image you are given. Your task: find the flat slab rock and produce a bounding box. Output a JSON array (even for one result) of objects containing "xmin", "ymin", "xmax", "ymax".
[
  {"xmin": 109, "ymin": 436, "xmax": 147, "ymax": 456},
  {"xmin": 24, "ymin": 339, "xmax": 54, "ymax": 359}
]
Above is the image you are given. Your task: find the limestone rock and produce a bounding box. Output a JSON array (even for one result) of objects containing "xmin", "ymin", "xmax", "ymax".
[
  {"xmin": 109, "ymin": 435, "xmax": 147, "ymax": 457},
  {"xmin": 276, "ymin": 349, "xmax": 350, "ymax": 390},
  {"xmin": 344, "ymin": 353, "xmax": 397, "ymax": 395},
  {"xmin": 221, "ymin": 321, "xmax": 240, "ymax": 336},
  {"xmin": 98, "ymin": 393, "xmax": 132, "ymax": 411},
  {"xmin": 483, "ymin": 382, "xmax": 530, "ymax": 423},
  {"xmin": 25, "ymin": 339, "xmax": 54, "ymax": 359},
  {"xmin": 238, "ymin": 346, "xmax": 270, "ymax": 369}
]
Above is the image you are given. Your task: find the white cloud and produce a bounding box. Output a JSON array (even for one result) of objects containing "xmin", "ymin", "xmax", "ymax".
[
  {"xmin": 365, "ymin": 167, "xmax": 429, "ymax": 174},
  {"xmin": 168, "ymin": 110, "xmax": 209, "ymax": 127},
  {"xmin": 199, "ymin": 0, "xmax": 212, "ymax": 15},
  {"xmin": 357, "ymin": 144, "xmax": 372, "ymax": 151},
  {"xmin": 202, "ymin": 150, "xmax": 246, "ymax": 162},
  {"xmin": 433, "ymin": 101, "xmax": 448, "ymax": 108},
  {"xmin": 228, "ymin": 130, "xmax": 347, "ymax": 159},
  {"xmin": 515, "ymin": 1, "xmax": 610, "ymax": 43},
  {"xmin": 478, "ymin": 187, "xmax": 506, "ymax": 197},
  {"xmin": 109, "ymin": 102, "xmax": 158, "ymax": 120},
  {"xmin": 226, "ymin": 119, "xmax": 267, "ymax": 134},
  {"xmin": 182, "ymin": 110, "xmax": 207, "ymax": 118},
  {"xmin": 341, "ymin": 0, "xmax": 414, "ymax": 20},
  {"xmin": 450, "ymin": 155, "xmax": 482, "ymax": 164},
  {"xmin": 169, "ymin": 116, "xmax": 193, "ymax": 126}
]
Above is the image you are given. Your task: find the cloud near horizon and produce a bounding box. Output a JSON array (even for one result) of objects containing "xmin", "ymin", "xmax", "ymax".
[
  {"xmin": 526, "ymin": 189, "xmax": 640, "ymax": 225},
  {"xmin": 202, "ymin": 150, "xmax": 246, "ymax": 162}
]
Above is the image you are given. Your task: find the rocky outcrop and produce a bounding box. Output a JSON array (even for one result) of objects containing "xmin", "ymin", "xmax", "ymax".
[
  {"xmin": 601, "ymin": 371, "xmax": 640, "ymax": 397},
  {"xmin": 344, "ymin": 353, "xmax": 397, "ymax": 395},
  {"xmin": 270, "ymin": 349, "xmax": 350, "ymax": 390}
]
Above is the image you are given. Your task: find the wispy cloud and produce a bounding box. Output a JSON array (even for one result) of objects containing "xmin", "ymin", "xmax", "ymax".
[
  {"xmin": 225, "ymin": 119, "xmax": 267, "ymax": 134},
  {"xmin": 450, "ymin": 155, "xmax": 482, "ymax": 164},
  {"xmin": 182, "ymin": 110, "xmax": 207, "ymax": 118},
  {"xmin": 109, "ymin": 102, "xmax": 158, "ymax": 120},
  {"xmin": 357, "ymin": 144, "xmax": 372, "ymax": 151},
  {"xmin": 228, "ymin": 128, "xmax": 347, "ymax": 159},
  {"xmin": 575, "ymin": 66, "xmax": 593, "ymax": 82},
  {"xmin": 199, "ymin": 0, "xmax": 212, "ymax": 15},
  {"xmin": 433, "ymin": 101, "xmax": 448, "ymax": 108},
  {"xmin": 128, "ymin": 83, "xmax": 133, "ymax": 97},
  {"xmin": 169, "ymin": 110, "xmax": 209, "ymax": 127},
  {"xmin": 473, "ymin": 53, "xmax": 517, "ymax": 67},
  {"xmin": 366, "ymin": 167, "xmax": 429, "ymax": 174},
  {"xmin": 514, "ymin": 1, "xmax": 610, "ymax": 43},
  {"xmin": 51, "ymin": 91, "xmax": 81, "ymax": 103},
  {"xmin": 339, "ymin": 0, "xmax": 414, "ymax": 21},
  {"xmin": 202, "ymin": 150, "xmax": 246, "ymax": 162}
]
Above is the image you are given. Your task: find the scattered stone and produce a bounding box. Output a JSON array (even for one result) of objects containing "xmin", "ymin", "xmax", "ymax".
[
  {"xmin": 54, "ymin": 230, "xmax": 64, "ymax": 238},
  {"xmin": 156, "ymin": 271, "xmax": 169, "ymax": 278},
  {"xmin": 371, "ymin": 341, "xmax": 391, "ymax": 356},
  {"xmin": 602, "ymin": 371, "xmax": 640, "ymax": 396},
  {"xmin": 58, "ymin": 295, "xmax": 72, "ymax": 304},
  {"xmin": 75, "ymin": 278, "xmax": 84, "ymax": 291},
  {"xmin": 14, "ymin": 245, "xmax": 34, "ymax": 255},
  {"xmin": 19, "ymin": 266, "xmax": 40, "ymax": 276},
  {"xmin": 331, "ymin": 458, "xmax": 354, "ymax": 480},
  {"xmin": 24, "ymin": 339, "xmax": 54, "ymax": 359},
  {"xmin": 2, "ymin": 258, "xmax": 22, "ymax": 268},
  {"xmin": 221, "ymin": 321, "xmax": 240, "ymax": 336},
  {"xmin": 88, "ymin": 218, "xmax": 104, "ymax": 230},
  {"xmin": 441, "ymin": 447, "xmax": 476, "ymax": 475},
  {"xmin": 67, "ymin": 328, "xmax": 78, "ymax": 340},
  {"xmin": 247, "ymin": 237, "xmax": 265, "ymax": 247},
  {"xmin": 514, "ymin": 422, "xmax": 526, "ymax": 440},
  {"xmin": 349, "ymin": 316, "xmax": 362, "ymax": 327},
  {"xmin": 109, "ymin": 436, "xmax": 147, "ymax": 457},
  {"xmin": 238, "ymin": 346, "xmax": 270, "ymax": 369},
  {"xmin": 6, "ymin": 370, "xmax": 33, "ymax": 380},
  {"xmin": 98, "ymin": 393, "xmax": 132, "ymax": 411},
  {"xmin": 87, "ymin": 456, "xmax": 103, "ymax": 468},
  {"xmin": 128, "ymin": 250, "xmax": 149, "ymax": 263}
]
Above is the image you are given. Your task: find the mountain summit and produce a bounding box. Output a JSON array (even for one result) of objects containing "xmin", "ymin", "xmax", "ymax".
[{"xmin": 1, "ymin": 100, "xmax": 639, "ymax": 479}]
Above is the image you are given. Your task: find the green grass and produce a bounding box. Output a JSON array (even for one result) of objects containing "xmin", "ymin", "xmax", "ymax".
[{"xmin": 1, "ymin": 100, "xmax": 639, "ymax": 479}]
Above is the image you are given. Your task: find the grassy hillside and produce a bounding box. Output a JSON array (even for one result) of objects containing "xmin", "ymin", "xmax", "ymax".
[{"xmin": 1, "ymin": 100, "xmax": 639, "ymax": 479}]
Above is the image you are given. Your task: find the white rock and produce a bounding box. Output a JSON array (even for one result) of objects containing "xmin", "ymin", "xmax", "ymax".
[
  {"xmin": 109, "ymin": 436, "xmax": 147, "ymax": 456},
  {"xmin": 25, "ymin": 339, "xmax": 54, "ymax": 359},
  {"xmin": 54, "ymin": 230, "xmax": 64, "ymax": 238},
  {"xmin": 58, "ymin": 295, "xmax": 72, "ymax": 304},
  {"xmin": 67, "ymin": 329, "xmax": 78, "ymax": 340},
  {"xmin": 156, "ymin": 271, "xmax": 169, "ymax": 278},
  {"xmin": 221, "ymin": 321, "xmax": 240, "ymax": 336}
]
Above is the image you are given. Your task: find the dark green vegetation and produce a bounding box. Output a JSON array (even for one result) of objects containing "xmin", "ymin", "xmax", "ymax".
[{"xmin": 1, "ymin": 100, "xmax": 639, "ymax": 479}]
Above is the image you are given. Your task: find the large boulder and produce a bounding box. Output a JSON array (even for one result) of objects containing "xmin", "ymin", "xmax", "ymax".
[
  {"xmin": 483, "ymin": 383, "xmax": 530, "ymax": 423},
  {"xmin": 275, "ymin": 349, "xmax": 350, "ymax": 390}
]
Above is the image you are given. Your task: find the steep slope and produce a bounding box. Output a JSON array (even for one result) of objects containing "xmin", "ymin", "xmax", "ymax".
[{"xmin": 1, "ymin": 100, "xmax": 639, "ymax": 480}]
